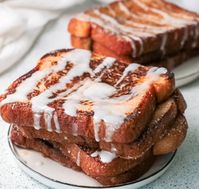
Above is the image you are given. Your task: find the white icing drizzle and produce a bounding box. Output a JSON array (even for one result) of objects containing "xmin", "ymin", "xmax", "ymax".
[
  {"xmin": 1, "ymin": 49, "xmax": 93, "ymax": 133},
  {"xmin": 118, "ymin": 2, "xmax": 170, "ymax": 33},
  {"xmin": 115, "ymin": 63, "xmax": 140, "ymax": 86},
  {"xmin": 77, "ymin": 0, "xmax": 199, "ymax": 56},
  {"xmin": 118, "ymin": 1, "xmax": 130, "ymax": 15},
  {"xmin": 91, "ymin": 150, "xmax": 116, "ymax": 163},
  {"xmin": 93, "ymin": 10, "xmax": 153, "ymax": 38},
  {"xmin": 76, "ymin": 150, "xmax": 81, "ymax": 166},
  {"xmin": 44, "ymin": 111, "xmax": 53, "ymax": 132},
  {"xmin": 33, "ymin": 114, "xmax": 41, "ymax": 130},
  {"xmin": 160, "ymin": 33, "xmax": 168, "ymax": 55},
  {"xmin": 94, "ymin": 122, "xmax": 100, "ymax": 142},
  {"xmin": 63, "ymin": 99, "xmax": 80, "ymax": 117},
  {"xmin": 130, "ymin": 81, "xmax": 151, "ymax": 97},
  {"xmin": 0, "ymin": 51, "xmax": 77, "ymax": 107},
  {"xmin": 147, "ymin": 67, "xmax": 168, "ymax": 76},
  {"xmin": 53, "ymin": 112, "xmax": 61, "ymax": 133},
  {"xmin": 62, "ymin": 79, "xmax": 118, "ymax": 142},
  {"xmin": 31, "ymin": 49, "xmax": 93, "ymax": 131},
  {"xmin": 79, "ymin": 10, "xmax": 154, "ymax": 57},
  {"xmin": 94, "ymin": 57, "xmax": 115, "ymax": 74},
  {"xmin": 111, "ymin": 144, "xmax": 117, "ymax": 152},
  {"xmin": 1, "ymin": 48, "xmax": 169, "ymax": 142}
]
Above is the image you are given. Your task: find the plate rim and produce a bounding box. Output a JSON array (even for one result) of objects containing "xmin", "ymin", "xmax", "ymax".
[
  {"xmin": 175, "ymin": 69, "xmax": 199, "ymax": 81},
  {"xmin": 8, "ymin": 126, "xmax": 177, "ymax": 189}
]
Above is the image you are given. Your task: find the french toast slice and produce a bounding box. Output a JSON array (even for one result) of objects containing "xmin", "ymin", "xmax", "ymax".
[
  {"xmin": 72, "ymin": 37, "xmax": 199, "ymax": 70},
  {"xmin": 11, "ymin": 125, "xmax": 154, "ymax": 178},
  {"xmin": 68, "ymin": 0, "xmax": 199, "ymax": 58},
  {"xmin": 11, "ymin": 128, "xmax": 154, "ymax": 186},
  {"xmin": 15, "ymin": 92, "xmax": 187, "ymax": 159},
  {"xmin": 153, "ymin": 114, "xmax": 188, "ymax": 155},
  {"xmin": 0, "ymin": 49, "xmax": 175, "ymax": 143}
]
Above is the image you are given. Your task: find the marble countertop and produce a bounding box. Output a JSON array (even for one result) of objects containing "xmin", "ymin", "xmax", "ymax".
[{"xmin": 0, "ymin": 1, "xmax": 199, "ymax": 189}]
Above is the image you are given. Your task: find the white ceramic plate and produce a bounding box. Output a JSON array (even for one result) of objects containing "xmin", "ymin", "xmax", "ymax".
[
  {"xmin": 173, "ymin": 56, "xmax": 199, "ymax": 87},
  {"xmin": 8, "ymin": 129, "xmax": 176, "ymax": 189}
]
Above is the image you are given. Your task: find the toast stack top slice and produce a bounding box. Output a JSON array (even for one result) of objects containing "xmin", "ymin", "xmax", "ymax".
[
  {"xmin": 68, "ymin": 0, "xmax": 199, "ymax": 57},
  {"xmin": 0, "ymin": 49, "xmax": 174, "ymax": 143}
]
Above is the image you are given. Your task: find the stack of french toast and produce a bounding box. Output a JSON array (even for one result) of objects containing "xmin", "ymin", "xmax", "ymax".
[
  {"xmin": 0, "ymin": 48, "xmax": 188, "ymax": 185},
  {"xmin": 68, "ymin": 0, "xmax": 199, "ymax": 69}
]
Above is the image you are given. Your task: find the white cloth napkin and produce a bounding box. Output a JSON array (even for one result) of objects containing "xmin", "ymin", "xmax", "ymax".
[{"xmin": 0, "ymin": 0, "xmax": 85, "ymax": 74}]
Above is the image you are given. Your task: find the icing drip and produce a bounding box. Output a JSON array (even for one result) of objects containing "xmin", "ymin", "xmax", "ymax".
[
  {"xmin": 1, "ymin": 48, "xmax": 169, "ymax": 142},
  {"xmin": 76, "ymin": 150, "xmax": 81, "ymax": 166},
  {"xmin": 147, "ymin": 67, "xmax": 168, "ymax": 76},
  {"xmin": 31, "ymin": 49, "xmax": 93, "ymax": 131},
  {"xmin": 1, "ymin": 49, "xmax": 93, "ymax": 132},
  {"xmin": 94, "ymin": 57, "xmax": 115, "ymax": 74},
  {"xmin": 91, "ymin": 150, "xmax": 116, "ymax": 163},
  {"xmin": 118, "ymin": 2, "xmax": 130, "ymax": 15},
  {"xmin": 53, "ymin": 113, "xmax": 61, "ymax": 133},
  {"xmin": 44, "ymin": 111, "xmax": 53, "ymax": 132},
  {"xmin": 115, "ymin": 63, "xmax": 140, "ymax": 86},
  {"xmin": 62, "ymin": 79, "xmax": 119, "ymax": 142},
  {"xmin": 111, "ymin": 144, "xmax": 117, "ymax": 152},
  {"xmin": 77, "ymin": 0, "xmax": 199, "ymax": 57},
  {"xmin": 160, "ymin": 34, "xmax": 168, "ymax": 55},
  {"xmin": 33, "ymin": 114, "xmax": 41, "ymax": 130}
]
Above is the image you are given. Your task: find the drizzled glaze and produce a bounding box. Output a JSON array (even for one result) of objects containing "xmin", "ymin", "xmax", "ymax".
[
  {"xmin": 76, "ymin": 150, "xmax": 81, "ymax": 166},
  {"xmin": 77, "ymin": 0, "xmax": 199, "ymax": 57},
  {"xmin": 91, "ymin": 150, "xmax": 116, "ymax": 163},
  {"xmin": 0, "ymin": 49, "xmax": 168, "ymax": 142}
]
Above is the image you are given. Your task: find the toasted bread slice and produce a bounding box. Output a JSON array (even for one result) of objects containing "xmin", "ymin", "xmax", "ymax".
[
  {"xmin": 16, "ymin": 91, "xmax": 184, "ymax": 159},
  {"xmin": 11, "ymin": 125, "xmax": 81, "ymax": 171},
  {"xmin": 0, "ymin": 49, "xmax": 174, "ymax": 143},
  {"xmin": 11, "ymin": 126, "xmax": 154, "ymax": 185},
  {"xmin": 11, "ymin": 125, "xmax": 154, "ymax": 178},
  {"xmin": 153, "ymin": 114, "xmax": 188, "ymax": 155},
  {"xmin": 68, "ymin": 0, "xmax": 199, "ymax": 58},
  {"xmin": 75, "ymin": 38, "xmax": 199, "ymax": 69}
]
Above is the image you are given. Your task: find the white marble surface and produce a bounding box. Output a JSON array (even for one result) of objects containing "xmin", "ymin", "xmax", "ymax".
[{"xmin": 0, "ymin": 1, "xmax": 199, "ymax": 189}]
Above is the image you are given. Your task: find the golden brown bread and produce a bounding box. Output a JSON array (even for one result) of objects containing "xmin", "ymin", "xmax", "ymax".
[
  {"xmin": 11, "ymin": 125, "xmax": 154, "ymax": 185},
  {"xmin": 68, "ymin": 0, "xmax": 199, "ymax": 59},
  {"xmin": 0, "ymin": 49, "xmax": 175, "ymax": 144},
  {"xmin": 11, "ymin": 125, "xmax": 81, "ymax": 171},
  {"xmin": 153, "ymin": 114, "xmax": 188, "ymax": 155},
  {"xmin": 16, "ymin": 93, "xmax": 187, "ymax": 159},
  {"xmin": 72, "ymin": 36, "xmax": 199, "ymax": 70}
]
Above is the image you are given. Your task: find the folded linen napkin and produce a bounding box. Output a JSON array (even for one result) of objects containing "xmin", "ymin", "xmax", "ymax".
[{"xmin": 0, "ymin": 0, "xmax": 85, "ymax": 74}]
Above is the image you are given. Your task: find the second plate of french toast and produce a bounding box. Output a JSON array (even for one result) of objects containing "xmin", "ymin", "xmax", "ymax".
[{"xmin": 68, "ymin": 0, "xmax": 199, "ymax": 86}]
